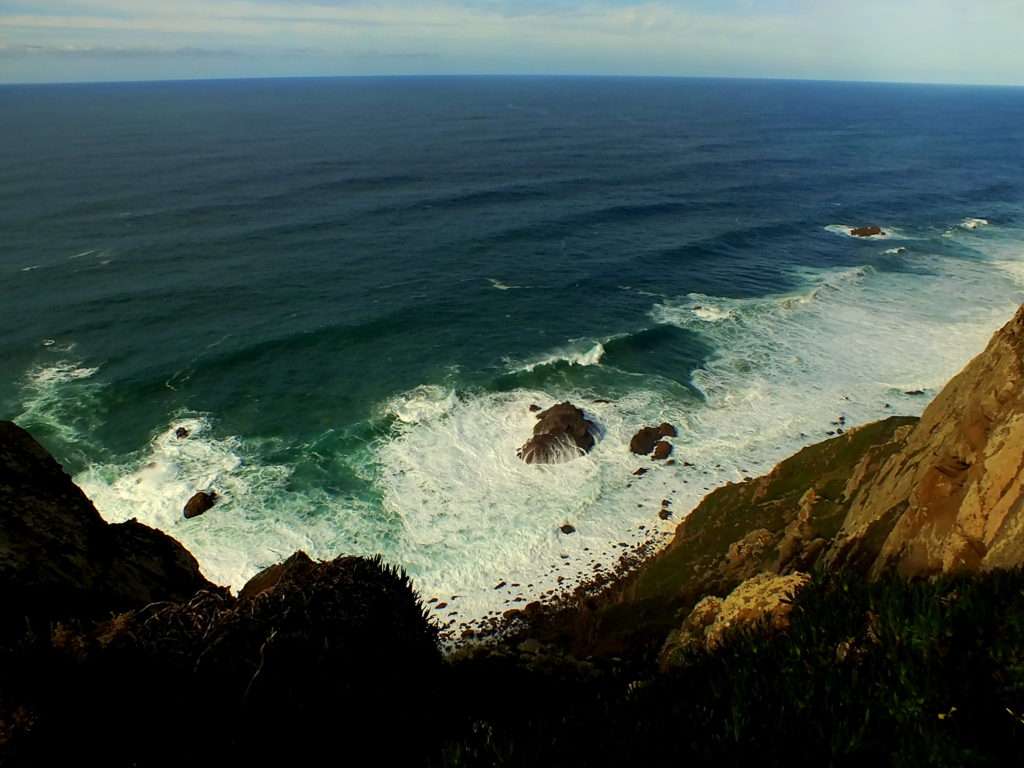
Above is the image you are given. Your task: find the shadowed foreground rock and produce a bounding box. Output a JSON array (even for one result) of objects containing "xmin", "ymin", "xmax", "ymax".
[
  {"xmin": 2, "ymin": 551, "xmax": 443, "ymax": 763},
  {"xmin": 0, "ymin": 422, "xmax": 442, "ymax": 763},
  {"xmin": 0, "ymin": 420, "xmax": 216, "ymax": 636}
]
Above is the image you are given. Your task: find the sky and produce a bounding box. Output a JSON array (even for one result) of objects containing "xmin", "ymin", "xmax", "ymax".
[{"xmin": 0, "ymin": 0, "xmax": 1022, "ymax": 85}]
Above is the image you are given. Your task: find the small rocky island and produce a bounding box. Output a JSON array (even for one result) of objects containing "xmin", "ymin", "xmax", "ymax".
[{"xmin": 517, "ymin": 401, "xmax": 596, "ymax": 464}]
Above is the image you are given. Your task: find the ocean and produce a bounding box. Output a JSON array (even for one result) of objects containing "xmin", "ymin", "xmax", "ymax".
[{"xmin": 2, "ymin": 76, "xmax": 1023, "ymax": 629}]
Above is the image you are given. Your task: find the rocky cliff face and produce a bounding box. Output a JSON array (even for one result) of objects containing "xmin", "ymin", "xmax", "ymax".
[
  {"xmin": 826, "ymin": 305, "xmax": 1024, "ymax": 577},
  {"xmin": 0, "ymin": 420, "xmax": 217, "ymax": 635}
]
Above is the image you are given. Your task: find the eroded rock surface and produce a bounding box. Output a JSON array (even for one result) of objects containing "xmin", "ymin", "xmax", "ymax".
[
  {"xmin": 518, "ymin": 402, "xmax": 596, "ymax": 464},
  {"xmin": 827, "ymin": 304, "xmax": 1024, "ymax": 577}
]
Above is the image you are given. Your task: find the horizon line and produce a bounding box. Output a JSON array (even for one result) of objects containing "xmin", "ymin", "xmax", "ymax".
[{"xmin": 1, "ymin": 73, "xmax": 1022, "ymax": 90}]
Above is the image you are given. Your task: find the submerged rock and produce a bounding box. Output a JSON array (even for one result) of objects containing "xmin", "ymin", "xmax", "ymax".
[
  {"xmin": 518, "ymin": 402, "xmax": 596, "ymax": 465},
  {"xmin": 184, "ymin": 490, "xmax": 218, "ymax": 519},
  {"xmin": 560, "ymin": 524, "xmax": 576, "ymax": 535},
  {"xmin": 175, "ymin": 427, "xmax": 190, "ymax": 439}
]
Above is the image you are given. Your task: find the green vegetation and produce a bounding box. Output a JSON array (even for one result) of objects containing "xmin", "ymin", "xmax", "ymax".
[
  {"xmin": 439, "ymin": 567, "xmax": 1024, "ymax": 766},
  {"xmin": 522, "ymin": 416, "xmax": 917, "ymax": 659}
]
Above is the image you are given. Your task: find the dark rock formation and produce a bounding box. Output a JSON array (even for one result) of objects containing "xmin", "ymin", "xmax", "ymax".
[
  {"xmin": 560, "ymin": 524, "xmax": 576, "ymax": 535},
  {"xmin": 651, "ymin": 441, "xmax": 672, "ymax": 461},
  {"xmin": 629, "ymin": 423, "xmax": 676, "ymax": 455},
  {"xmin": 3, "ymin": 551, "xmax": 442, "ymax": 764},
  {"xmin": 518, "ymin": 402, "xmax": 595, "ymax": 464},
  {"xmin": 0, "ymin": 421, "xmax": 216, "ymax": 636},
  {"xmin": 183, "ymin": 490, "xmax": 218, "ymax": 519},
  {"xmin": 175, "ymin": 427, "xmax": 189, "ymax": 439},
  {"xmin": 850, "ymin": 225, "xmax": 883, "ymax": 237},
  {"xmin": 237, "ymin": 551, "xmax": 315, "ymax": 600}
]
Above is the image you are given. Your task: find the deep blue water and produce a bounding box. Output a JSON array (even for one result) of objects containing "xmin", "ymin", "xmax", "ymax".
[{"xmin": 2, "ymin": 77, "xmax": 1023, "ymax": 625}]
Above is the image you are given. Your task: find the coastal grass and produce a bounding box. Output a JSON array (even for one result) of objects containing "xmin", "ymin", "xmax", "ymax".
[
  {"xmin": 519, "ymin": 416, "xmax": 917, "ymax": 660},
  {"xmin": 439, "ymin": 566, "xmax": 1024, "ymax": 766}
]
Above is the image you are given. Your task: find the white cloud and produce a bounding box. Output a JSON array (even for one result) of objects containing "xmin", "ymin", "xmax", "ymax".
[{"xmin": 0, "ymin": 0, "xmax": 1021, "ymax": 83}]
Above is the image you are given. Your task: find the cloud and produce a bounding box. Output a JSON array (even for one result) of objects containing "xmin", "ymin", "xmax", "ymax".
[
  {"xmin": 0, "ymin": 42, "xmax": 243, "ymax": 58},
  {"xmin": 0, "ymin": 0, "xmax": 1021, "ymax": 84}
]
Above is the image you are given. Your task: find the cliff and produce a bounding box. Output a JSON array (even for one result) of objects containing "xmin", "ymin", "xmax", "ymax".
[
  {"xmin": 826, "ymin": 304, "xmax": 1024, "ymax": 576},
  {"xmin": 0, "ymin": 420, "xmax": 217, "ymax": 637}
]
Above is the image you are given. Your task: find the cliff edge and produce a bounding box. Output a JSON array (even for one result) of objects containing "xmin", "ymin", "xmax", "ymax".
[
  {"xmin": 0, "ymin": 420, "xmax": 217, "ymax": 635},
  {"xmin": 826, "ymin": 304, "xmax": 1024, "ymax": 576}
]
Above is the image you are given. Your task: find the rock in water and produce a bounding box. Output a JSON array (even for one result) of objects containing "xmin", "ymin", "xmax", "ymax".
[
  {"xmin": 652, "ymin": 441, "xmax": 673, "ymax": 461},
  {"xmin": 518, "ymin": 401, "xmax": 596, "ymax": 464},
  {"xmin": 175, "ymin": 426, "xmax": 190, "ymax": 439},
  {"xmin": 629, "ymin": 422, "xmax": 677, "ymax": 455},
  {"xmin": 850, "ymin": 225, "xmax": 883, "ymax": 237},
  {"xmin": 184, "ymin": 490, "xmax": 218, "ymax": 519}
]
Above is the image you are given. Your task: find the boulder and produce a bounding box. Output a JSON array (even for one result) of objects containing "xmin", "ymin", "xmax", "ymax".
[
  {"xmin": 175, "ymin": 427, "xmax": 190, "ymax": 439},
  {"xmin": 518, "ymin": 402, "xmax": 596, "ymax": 465},
  {"xmin": 184, "ymin": 490, "xmax": 218, "ymax": 519},
  {"xmin": 238, "ymin": 551, "xmax": 316, "ymax": 600},
  {"xmin": 850, "ymin": 225, "xmax": 883, "ymax": 237},
  {"xmin": 652, "ymin": 441, "xmax": 673, "ymax": 461},
  {"xmin": 629, "ymin": 423, "xmax": 677, "ymax": 455},
  {"xmin": 660, "ymin": 572, "xmax": 810, "ymax": 667}
]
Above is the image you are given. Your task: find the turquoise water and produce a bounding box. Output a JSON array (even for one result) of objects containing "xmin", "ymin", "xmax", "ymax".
[{"xmin": 2, "ymin": 77, "xmax": 1023, "ymax": 626}]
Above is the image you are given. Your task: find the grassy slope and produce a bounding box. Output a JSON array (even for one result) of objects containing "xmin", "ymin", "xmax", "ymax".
[{"xmin": 527, "ymin": 417, "xmax": 917, "ymax": 659}]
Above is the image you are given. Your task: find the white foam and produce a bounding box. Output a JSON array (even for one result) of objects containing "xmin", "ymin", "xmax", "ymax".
[
  {"xmin": 384, "ymin": 385, "xmax": 459, "ymax": 424},
  {"xmin": 371, "ymin": 389, "xmax": 686, "ymax": 620},
  {"xmin": 650, "ymin": 252, "xmax": 1021, "ymax": 491},
  {"xmin": 512, "ymin": 341, "xmax": 606, "ymax": 372},
  {"xmin": 883, "ymin": 247, "xmax": 907, "ymax": 256},
  {"xmin": 20, "ymin": 265, "xmax": 40, "ymax": 272},
  {"xmin": 16, "ymin": 361, "xmax": 101, "ymax": 440},
  {"xmin": 77, "ymin": 417, "xmax": 384, "ymax": 591},
  {"xmin": 488, "ymin": 278, "xmax": 519, "ymax": 290},
  {"xmin": 690, "ymin": 303, "xmax": 736, "ymax": 322},
  {"xmin": 35, "ymin": 228, "xmax": 1024, "ymax": 630},
  {"xmin": 961, "ymin": 217, "xmax": 989, "ymax": 230}
]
